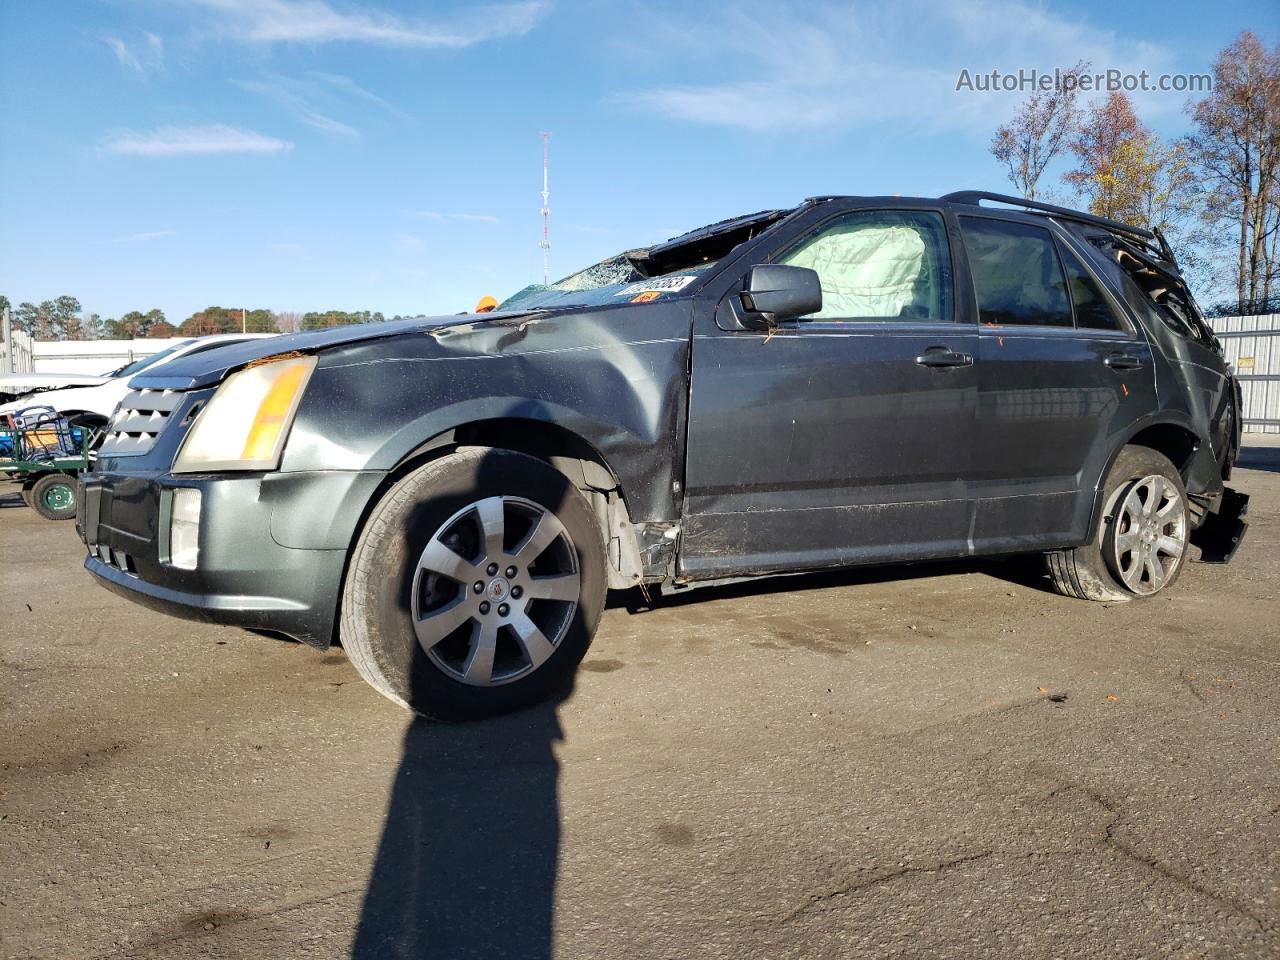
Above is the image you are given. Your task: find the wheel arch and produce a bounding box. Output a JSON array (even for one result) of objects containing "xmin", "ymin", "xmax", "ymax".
[
  {"xmin": 61, "ymin": 409, "xmax": 110, "ymax": 428},
  {"xmin": 1085, "ymin": 415, "xmax": 1204, "ymax": 539},
  {"xmin": 343, "ymin": 417, "xmax": 645, "ymax": 603}
]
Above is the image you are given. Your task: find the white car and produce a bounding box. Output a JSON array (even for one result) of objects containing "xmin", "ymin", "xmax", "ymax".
[
  {"xmin": 0, "ymin": 334, "xmax": 276, "ymax": 423},
  {"xmin": 0, "ymin": 370, "xmax": 116, "ymax": 400}
]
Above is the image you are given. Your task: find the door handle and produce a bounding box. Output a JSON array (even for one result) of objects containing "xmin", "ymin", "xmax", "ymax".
[
  {"xmin": 916, "ymin": 348, "xmax": 973, "ymax": 368},
  {"xmin": 1104, "ymin": 353, "xmax": 1143, "ymax": 371}
]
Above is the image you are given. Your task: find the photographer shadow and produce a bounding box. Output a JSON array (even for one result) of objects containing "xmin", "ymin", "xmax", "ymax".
[{"xmin": 351, "ymin": 684, "xmax": 568, "ymax": 960}]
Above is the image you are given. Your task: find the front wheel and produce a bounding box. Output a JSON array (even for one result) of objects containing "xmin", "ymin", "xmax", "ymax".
[
  {"xmin": 1046, "ymin": 445, "xmax": 1190, "ymax": 601},
  {"xmin": 340, "ymin": 447, "xmax": 607, "ymax": 718}
]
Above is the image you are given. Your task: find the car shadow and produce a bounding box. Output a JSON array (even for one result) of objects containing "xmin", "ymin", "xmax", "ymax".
[
  {"xmin": 1237, "ymin": 443, "xmax": 1280, "ymax": 474},
  {"xmin": 607, "ymin": 554, "xmax": 1054, "ymax": 612}
]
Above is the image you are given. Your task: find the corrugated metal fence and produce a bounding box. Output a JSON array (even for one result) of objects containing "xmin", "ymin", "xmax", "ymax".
[{"xmin": 1209, "ymin": 314, "xmax": 1279, "ymax": 434}]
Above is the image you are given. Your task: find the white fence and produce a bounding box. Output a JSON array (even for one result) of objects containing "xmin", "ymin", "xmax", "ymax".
[
  {"xmin": 0, "ymin": 326, "xmax": 34, "ymax": 373},
  {"xmin": 0, "ymin": 309, "xmax": 195, "ymax": 375},
  {"xmin": 19, "ymin": 337, "xmax": 184, "ymax": 375},
  {"xmin": 1209, "ymin": 314, "xmax": 1280, "ymax": 435}
]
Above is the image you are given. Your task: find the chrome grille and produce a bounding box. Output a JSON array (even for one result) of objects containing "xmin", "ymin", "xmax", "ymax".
[{"xmin": 99, "ymin": 388, "xmax": 185, "ymax": 456}]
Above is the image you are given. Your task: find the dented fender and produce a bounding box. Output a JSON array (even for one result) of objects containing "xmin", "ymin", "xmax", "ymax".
[{"xmin": 277, "ymin": 302, "xmax": 692, "ymax": 524}]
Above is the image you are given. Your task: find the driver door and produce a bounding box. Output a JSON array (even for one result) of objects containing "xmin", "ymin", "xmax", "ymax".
[{"xmin": 680, "ymin": 206, "xmax": 977, "ymax": 578}]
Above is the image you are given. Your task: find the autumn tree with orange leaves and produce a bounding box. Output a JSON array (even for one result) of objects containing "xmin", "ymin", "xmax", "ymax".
[
  {"xmin": 1183, "ymin": 31, "xmax": 1280, "ymax": 313},
  {"xmin": 988, "ymin": 31, "xmax": 1278, "ymax": 312},
  {"xmin": 1060, "ymin": 91, "xmax": 1197, "ymax": 237}
]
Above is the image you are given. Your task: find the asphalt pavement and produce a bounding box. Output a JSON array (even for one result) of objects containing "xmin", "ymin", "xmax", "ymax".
[{"xmin": 3, "ymin": 440, "xmax": 1278, "ymax": 959}]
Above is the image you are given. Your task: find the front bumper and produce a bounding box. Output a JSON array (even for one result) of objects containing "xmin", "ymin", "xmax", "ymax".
[{"xmin": 78, "ymin": 469, "xmax": 384, "ymax": 646}]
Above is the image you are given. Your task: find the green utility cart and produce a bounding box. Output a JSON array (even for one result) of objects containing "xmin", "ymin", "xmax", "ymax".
[{"xmin": 1, "ymin": 406, "xmax": 93, "ymax": 521}]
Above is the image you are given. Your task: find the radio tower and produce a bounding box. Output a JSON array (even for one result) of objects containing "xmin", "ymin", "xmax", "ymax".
[{"xmin": 539, "ymin": 132, "xmax": 551, "ymax": 285}]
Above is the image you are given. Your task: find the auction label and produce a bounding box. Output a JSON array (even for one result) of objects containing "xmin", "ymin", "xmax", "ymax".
[{"xmin": 614, "ymin": 275, "xmax": 697, "ymax": 297}]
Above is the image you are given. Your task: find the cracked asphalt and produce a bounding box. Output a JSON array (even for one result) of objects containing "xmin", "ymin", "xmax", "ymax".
[{"xmin": 3, "ymin": 439, "xmax": 1278, "ymax": 959}]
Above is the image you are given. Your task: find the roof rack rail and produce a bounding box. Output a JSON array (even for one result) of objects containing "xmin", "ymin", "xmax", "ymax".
[{"xmin": 941, "ymin": 190, "xmax": 1155, "ymax": 241}]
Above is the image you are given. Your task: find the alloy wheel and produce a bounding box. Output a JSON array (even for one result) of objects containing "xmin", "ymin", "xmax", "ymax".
[
  {"xmin": 1107, "ymin": 474, "xmax": 1187, "ymax": 596},
  {"xmin": 411, "ymin": 496, "xmax": 581, "ymax": 686}
]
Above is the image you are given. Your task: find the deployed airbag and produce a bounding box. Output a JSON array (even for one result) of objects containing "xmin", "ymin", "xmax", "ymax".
[{"xmin": 783, "ymin": 224, "xmax": 926, "ymax": 319}]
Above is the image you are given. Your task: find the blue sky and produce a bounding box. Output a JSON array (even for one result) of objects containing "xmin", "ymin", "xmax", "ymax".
[{"xmin": 0, "ymin": 0, "xmax": 1273, "ymax": 323}]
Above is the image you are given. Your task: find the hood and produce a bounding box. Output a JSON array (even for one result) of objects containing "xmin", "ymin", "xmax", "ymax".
[
  {"xmin": 0, "ymin": 372, "xmax": 113, "ymax": 393},
  {"xmin": 128, "ymin": 311, "xmax": 543, "ymax": 390},
  {"xmin": 0, "ymin": 381, "xmax": 108, "ymax": 416}
]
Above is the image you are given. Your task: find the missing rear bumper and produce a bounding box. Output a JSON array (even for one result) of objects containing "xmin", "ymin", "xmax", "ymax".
[{"xmin": 1192, "ymin": 487, "xmax": 1249, "ymax": 564}]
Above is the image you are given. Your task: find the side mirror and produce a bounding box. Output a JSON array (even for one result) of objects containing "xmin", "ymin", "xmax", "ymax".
[{"xmin": 735, "ymin": 264, "xmax": 822, "ymax": 328}]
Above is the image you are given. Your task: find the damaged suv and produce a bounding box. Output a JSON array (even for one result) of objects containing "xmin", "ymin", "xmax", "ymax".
[{"xmin": 78, "ymin": 192, "xmax": 1248, "ymax": 717}]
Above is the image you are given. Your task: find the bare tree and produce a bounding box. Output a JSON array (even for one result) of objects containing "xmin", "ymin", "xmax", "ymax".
[
  {"xmin": 274, "ymin": 311, "xmax": 303, "ymax": 334},
  {"xmin": 990, "ymin": 61, "xmax": 1089, "ymax": 200},
  {"xmin": 1184, "ymin": 31, "xmax": 1280, "ymax": 312}
]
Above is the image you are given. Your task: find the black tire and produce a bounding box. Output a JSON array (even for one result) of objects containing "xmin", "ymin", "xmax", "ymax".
[
  {"xmin": 340, "ymin": 447, "xmax": 607, "ymax": 718},
  {"xmin": 21, "ymin": 483, "xmax": 36, "ymax": 509},
  {"xmin": 30, "ymin": 473, "xmax": 77, "ymax": 521},
  {"xmin": 1046, "ymin": 445, "xmax": 1189, "ymax": 601}
]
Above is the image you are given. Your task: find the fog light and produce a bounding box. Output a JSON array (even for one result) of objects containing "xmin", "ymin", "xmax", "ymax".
[{"xmin": 170, "ymin": 488, "xmax": 202, "ymax": 570}]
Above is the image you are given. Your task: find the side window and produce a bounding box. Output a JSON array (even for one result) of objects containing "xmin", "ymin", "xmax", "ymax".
[
  {"xmin": 778, "ymin": 210, "xmax": 953, "ymax": 322},
  {"xmin": 960, "ymin": 217, "xmax": 1073, "ymax": 327},
  {"xmin": 1058, "ymin": 243, "xmax": 1124, "ymax": 331}
]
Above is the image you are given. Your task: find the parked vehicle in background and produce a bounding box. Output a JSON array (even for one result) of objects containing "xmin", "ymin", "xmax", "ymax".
[
  {"xmin": 76, "ymin": 191, "xmax": 1248, "ymax": 718},
  {"xmin": 0, "ymin": 343, "xmax": 196, "ymax": 402},
  {"xmin": 0, "ymin": 370, "xmax": 116, "ymax": 404},
  {"xmin": 0, "ymin": 334, "xmax": 276, "ymax": 423}
]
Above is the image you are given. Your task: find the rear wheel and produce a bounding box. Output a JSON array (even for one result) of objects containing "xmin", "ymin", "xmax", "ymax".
[
  {"xmin": 1046, "ymin": 446, "xmax": 1189, "ymax": 601},
  {"xmin": 30, "ymin": 473, "xmax": 77, "ymax": 521},
  {"xmin": 340, "ymin": 447, "xmax": 607, "ymax": 718}
]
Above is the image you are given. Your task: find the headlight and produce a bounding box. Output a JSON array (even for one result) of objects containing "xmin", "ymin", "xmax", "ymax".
[{"xmin": 173, "ymin": 355, "xmax": 316, "ymax": 473}]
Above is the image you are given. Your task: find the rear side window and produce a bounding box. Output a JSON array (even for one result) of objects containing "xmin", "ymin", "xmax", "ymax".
[
  {"xmin": 779, "ymin": 210, "xmax": 953, "ymax": 322},
  {"xmin": 1058, "ymin": 243, "xmax": 1123, "ymax": 331},
  {"xmin": 960, "ymin": 217, "xmax": 1072, "ymax": 327}
]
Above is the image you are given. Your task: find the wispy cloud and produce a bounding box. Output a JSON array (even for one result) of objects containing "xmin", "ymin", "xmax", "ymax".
[
  {"xmin": 237, "ymin": 78, "xmax": 360, "ymax": 137},
  {"xmin": 188, "ymin": 0, "xmax": 550, "ymax": 48},
  {"xmin": 402, "ymin": 210, "xmax": 499, "ymax": 222},
  {"xmin": 102, "ymin": 124, "xmax": 293, "ymax": 157},
  {"xmin": 236, "ymin": 73, "xmax": 410, "ymax": 138},
  {"xmin": 614, "ymin": 0, "xmax": 1176, "ymax": 133},
  {"xmin": 309, "ymin": 72, "xmax": 412, "ymax": 122},
  {"xmin": 104, "ymin": 37, "xmax": 141, "ymax": 72},
  {"xmin": 103, "ymin": 32, "xmax": 164, "ymax": 74},
  {"xmin": 110, "ymin": 229, "xmax": 177, "ymax": 243},
  {"xmin": 393, "ymin": 234, "xmax": 426, "ymax": 253}
]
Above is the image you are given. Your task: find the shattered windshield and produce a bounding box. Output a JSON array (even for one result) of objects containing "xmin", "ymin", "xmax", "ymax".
[
  {"xmin": 500, "ymin": 258, "xmax": 718, "ymax": 311},
  {"xmin": 500, "ymin": 208, "xmax": 794, "ymax": 311}
]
